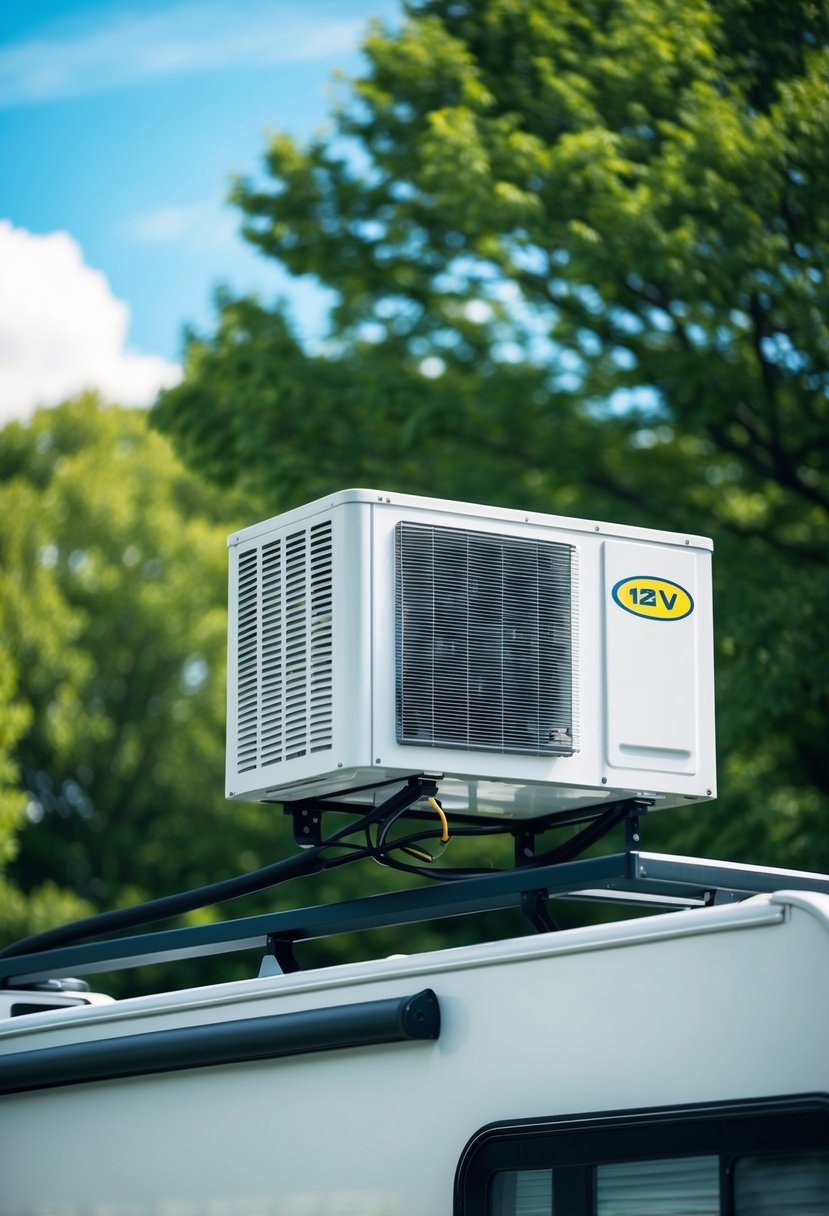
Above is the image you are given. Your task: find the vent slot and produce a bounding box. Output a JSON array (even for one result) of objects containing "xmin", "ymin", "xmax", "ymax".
[
  {"xmin": 309, "ymin": 521, "xmax": 334, "ymax": 753},
  {"xmin": 395, "ymin": 523, "xmax": 575, "ymax": 756},
  {"xmin": 233, "ymin": 521, "xmax": 334, "ymax": 776},
  {"xmin": 284, "ymin": 530, "xmax": 308, "ymax": 761},
  {"xmin": 259, "ymin": 539, "xmax": 283, "ymax": 766},
  {"xmin": 236, "ymin": 548, "xmax": 259, "ymax": 773}
]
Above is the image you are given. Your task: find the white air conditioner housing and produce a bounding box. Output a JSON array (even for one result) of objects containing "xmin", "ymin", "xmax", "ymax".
[{"xmin": 226, "ymin": 489, "xmax": 716, "ymax": 820}]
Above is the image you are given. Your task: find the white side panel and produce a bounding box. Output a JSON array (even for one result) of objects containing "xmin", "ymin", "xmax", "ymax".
[
  {"xmin": 226, "ymin": 499, "xmax": 374, "ymax": 801},
  {"xmin": 603, "ymin": 539, "xmax": 714, "ymax": 791}
]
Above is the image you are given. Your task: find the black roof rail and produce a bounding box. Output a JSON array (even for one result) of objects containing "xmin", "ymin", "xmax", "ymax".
[{"xmin": 3, "ymin": 843, "xmax": 829, "ymax": 988}]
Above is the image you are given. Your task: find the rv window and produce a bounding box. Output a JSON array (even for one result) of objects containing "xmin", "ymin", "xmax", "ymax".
[
  {"xmin": 481, "ymin": 1149, "xmax": 829, "ymax": 1216},
  {"xmin": 489, "ymin": 1170, "xmax": 553, "ymax": 1216},
  {"xmin": 733, "ymin": 1152, "xmax": 829, "ymax": 1214},
  {"xmin": 455, "ymin": 1097, "xmax": 829, "ymax": 1216},
  {"xmin": 595, "ymin": 1156, "xmax": 719, "ymax": 1215}
]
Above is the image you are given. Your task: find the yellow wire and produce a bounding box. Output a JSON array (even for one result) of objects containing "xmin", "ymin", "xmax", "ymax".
[
  {"xmin": 427, "ymin": 796, "xmax": 450, "ymax": 843},
  {"xmin": 401, "ymin": 845, "xmax": 434, "ymax": 863}
]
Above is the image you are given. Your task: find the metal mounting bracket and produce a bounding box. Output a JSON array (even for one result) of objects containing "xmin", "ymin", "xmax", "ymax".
[{"xmin": 285, "ymin": 774, "xmax": 441, "ymax": 853}]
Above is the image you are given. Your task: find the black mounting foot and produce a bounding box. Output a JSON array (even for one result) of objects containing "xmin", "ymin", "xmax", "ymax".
[
  {"xmin": 267, "ymin": 934, "xmax": 301, "ymax": 974},
  {"xmin": 291, "ymin": 806, "xmax": 323, "ymax": 849},
  {"xmin": 520, "ymin": 889, "xmax": 559, "ymax": 934}
]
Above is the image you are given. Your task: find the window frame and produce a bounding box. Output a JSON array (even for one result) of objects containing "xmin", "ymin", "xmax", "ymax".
[{"xmin": 454, "ymin": 1093, "xmax": 829, "ymax": 1215}]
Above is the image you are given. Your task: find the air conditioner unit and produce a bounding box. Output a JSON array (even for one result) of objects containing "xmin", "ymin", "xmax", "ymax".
[{"xmin": 225, "ymin": 490, "xmax": 716, "ymax": 820}]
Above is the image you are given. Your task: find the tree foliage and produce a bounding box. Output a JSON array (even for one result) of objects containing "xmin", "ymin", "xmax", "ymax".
[
  {"xmin": 0, "ymin": 628, "xmax": 39, "ymax": 940},
  {"xmin": 154, "ymin": 0, "xmax": 829, "ymax": 869},
  {"xmin": 0, "ymin": 398, "xmax": 280, "ymax": 959}
]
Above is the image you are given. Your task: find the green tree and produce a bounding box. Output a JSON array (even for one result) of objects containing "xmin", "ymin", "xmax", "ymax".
[
  {"xmin": 154, "ymin": 0, "xmax": 829, "ymax": 870},
  {"xmin": 0, "ymin": 397, "xmax": 283, "ymax": 964},
  {"xmin": 0, "ymin": 481, "xmax": 93, "ymax": 947},
  {"xmin": 0, "ymin": 666, "xmax": 26, "ymax": 863},
  {"xmin": 0, "ymin": 632, "xmax": 39, "ymax": 942}
]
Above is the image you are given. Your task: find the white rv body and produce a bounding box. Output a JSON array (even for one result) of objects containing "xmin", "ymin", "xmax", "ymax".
[{"xmin": 1, "ymin": 890, "xmax": 827, "ymax": 1215}]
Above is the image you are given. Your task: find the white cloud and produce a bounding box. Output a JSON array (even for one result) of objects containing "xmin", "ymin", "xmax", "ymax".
[
  {"xmin": 0, "ymin": 2, "xmax": 377, "ymax": 108},
  {"xmin": 0, "ymin": 220, "xmax": 182, "ymax": 425}
]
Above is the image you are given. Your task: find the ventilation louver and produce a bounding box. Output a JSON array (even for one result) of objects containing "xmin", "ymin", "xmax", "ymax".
[
  {"xmin": 234, "ymin": 520, "xmax": 333, "ymax": 775},
  {"xmin": 395, "ymin": 523, "xmax": 575, "ymax": 756}
]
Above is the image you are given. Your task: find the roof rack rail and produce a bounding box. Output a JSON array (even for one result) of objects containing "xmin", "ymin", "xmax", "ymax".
[{"xmin": 3, "ymin": 796, "xmax": 828, "ymax": 988}]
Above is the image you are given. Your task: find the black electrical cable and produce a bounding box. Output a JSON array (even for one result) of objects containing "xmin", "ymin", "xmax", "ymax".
[
  {"xmin": 375, "ymin": 798, "xmax": 431, "ymax": 854},
  {"xmin": 0, "ymin": 848, "xmax": 328, "ymax": 960},
  {"xmin": 530, "ymin": 801, "xmax": 630, "ymax": 866},
  {"xmin": 0, "ymin": 804, "xmax": 389, "ymax": 961},
  {"xmin": 0, "ymin": 785, "xmax": 438, "ymax": 960},
  {"xmin": 373, "ymin": 852, "xmax": 495, "ymax": 881},
  {"xmin": 379, "ymin": 820, "xmax": 515, "ymax": 852},
  {"xmin": 372, "ymin": 801, "xmax": 630, "ymax": 882},
  {"xmin": 1, "ymin": 796, "xmax": 631, "ymax": 962}
]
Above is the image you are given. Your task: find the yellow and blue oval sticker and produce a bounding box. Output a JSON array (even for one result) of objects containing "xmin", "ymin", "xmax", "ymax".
[{"xmin": 612, "ymin": 576, "xmax": 694, "ymax": 622}]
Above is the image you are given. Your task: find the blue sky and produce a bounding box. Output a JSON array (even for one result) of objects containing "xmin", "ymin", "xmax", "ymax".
[{"xmin": 0, "ymin": 0, "xmax": 400, "ymax": 423}]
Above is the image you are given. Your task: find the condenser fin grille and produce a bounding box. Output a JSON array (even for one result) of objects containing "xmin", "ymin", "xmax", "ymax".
[
  {"xmin": 395, "ymin": 523, "xmax": 575, "ymax": 756},
  {"xmin": 233, "ymin": 520, "xmax": 333, "ymax": 775}
]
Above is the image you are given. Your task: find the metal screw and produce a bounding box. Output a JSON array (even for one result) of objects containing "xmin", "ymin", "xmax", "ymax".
[
  {"xmin": 706, "ymin": 788, "xmax": 712, "ymax": 795},
  {"xmin": 601, "ymin": 777, "xmax": 608, "ymax": 784},
  {"xmin": 685, "ymin": 539, "xmax": 690, "ymax": 545},
  {"xmin": 594, "ymin": 525, "xmax": 600, "ymax": 532},
  {"xmin": 375, "ymin": 758, "xmax": 382, "ymax": 764}
]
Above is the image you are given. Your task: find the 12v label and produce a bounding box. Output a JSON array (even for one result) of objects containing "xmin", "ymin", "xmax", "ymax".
[{"xmin": 611, "ymin": 576, "xmax": 694, "ymax": 621}]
